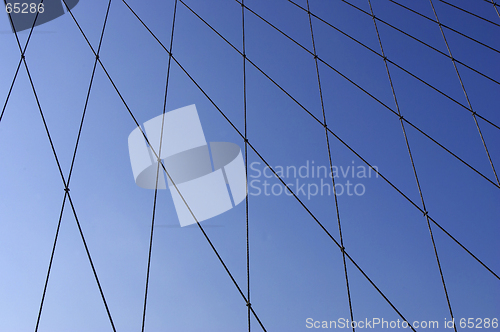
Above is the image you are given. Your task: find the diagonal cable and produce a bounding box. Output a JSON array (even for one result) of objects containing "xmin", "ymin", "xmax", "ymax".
[
  {"xmin": 484, "ymin": 0, "xmax": 500, "ymax": 7},
  {"xmin": 59, "ymin": 3, "xmax": 499, "ymax": 332},
  {"xmin": 141, "ymin": 1, "xmax": 178, "ymax": 331},
  {"xmin": 388, "ymin": 0, "xmax": 500, "ymax": 55},
  {"xmin": 428, "ymin": 0, "xmax": 499, "ymax": 186},
  {"xmin": 59, "ymin": 1, "xmax": 269, "ymax": 329},
  {"xmin": 368, "ymin": 1, "xmax": 457, "ymax": 331},
  {"xmin": 241, "ymin": 1, "xmax": 252, "ymax": 331},
  {"xmin": 122, "ymin": 0, "xmax": 496, "ymax": 328},
  {"xmin": 238, "ymin": 0, "xmax": 500, "ymax": 189},
  {"xmin": 5, "ymin": 5, "xmax": 118, "ymax": 332},
  {"xmin": 489, "ymin": 0, "xmax": 500, "ymax": 17},
  {"xmin": 438, "ymin": 0, "xmax": 500, "ymax": 27},
  {"xmin": 330, "ymin": 0, "xmax": 500, "ymax": 109},
  {"xmin": 1, "ymin": 0, "xmax": 44, "ymax": 124},
  {"xmin": 306, "ymin": 1, "xmax": 355, "ymax": 331},
  {"xmin": 70, "ymin": 0, "xmax": 416, "ymax": 328},
  {"xmin": 2, "ymin": 1, "xmax": 125, "ymax": 330},
  {"xmin": 34, "ymin": 0, "xmax": 115, "ymax": 330},
  {"xmin": 173, "ymin": 0, "xmax": 500, "ymax": 281}
]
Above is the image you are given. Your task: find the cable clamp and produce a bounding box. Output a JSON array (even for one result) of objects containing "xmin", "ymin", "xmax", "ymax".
[
  {"xmin": 423, "ymin": 210, "xmax": 429, "ymax": 217},
  {"xmin": 64, "ymin": 187, "xmax": 70, "ymax": 193},
  {"xmin": 399, "ymin": 115, "xmax": 404, "ymax": 121},
  {"xmin": 244, "ymin": 138, "xmax": 249, "ymax": 143},
  {"xmin": 246, "ymin": 302, "xmax": 252, "ymax": 307},
  {"xmin": 96, "ymin": 54, "xmax": 99, "ymax": 60},
  {"xmin": 471, "ymin": 111, "xmax": 477, "ymax": 117},
  {"xmin": 340, "ymin": 246, "xmax": 345, "ymax": 253},
  {"xmin": 21, "ymin": 53, "xmax": 25, "ymax": 59}
]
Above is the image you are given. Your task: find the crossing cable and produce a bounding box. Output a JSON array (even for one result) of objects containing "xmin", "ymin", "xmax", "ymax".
[
  {"xmin": 484, "ymin": 0, "xmax": 500, "ymax": 7},
  {"xmin": 62, "ymin": 6, "xmax": 498, "ymax": 332},
  {"xmin": 488, "ymin": 0, "xmax": 500, "ymax": 18},
  {"xmin": 32, "ymin": 0, "xmax": 116, "ymax": 331},
  {"xmin": 438, "ymin": 0, "xmax": 500, "ymax": 27},
  {"xmin": 329, "ymin": 0, "xmax": 500, "ymax": 110},
  {"xmin": 4, "ymin": 2, "xmax": 117, "ymax": 331},
  {"xmin": 240, "ymin": 1, "xmax": 251, "ymax": 331},
  {"xmin": 388, "ymin": 0, "xmax": 500, "ymax": 55},
  {"xmin": 60, "ymin": 1, "xmax": 269, "ymax": 330},
  {"xmin": 125, "ymin": 4, "xmax": 419, "ymax": 329},
  {"xmin": 306, "ymin": 1, "xmax": 355, "ymax": 331},
  {"xmin": 173, "ymin": 0, "xmax": 500, "ymax": 281},
  {"xmin": 69, "ymin": 0, "xmax": 415, "ymax": 328},
  {"xmin": 428, "ymin": 0, "xmax": 500, "ymax": 186},
  {"xmin": 368, "ymin": 1, "xmax": 457, "ymax": 331},
  {"xmin": 141, "ymin": 1, "xmax": 178, "ymax": 331},
  {"xmin": 0, "ymin": 0, "xmax": 44, "ymax": 124},
  {"xmin": 124, "ymin": 0, "xmax": 496, "ymax": 325},
  {"xmin": 232, "ymin": 0, "xmax": 500, "ymax": 189}
]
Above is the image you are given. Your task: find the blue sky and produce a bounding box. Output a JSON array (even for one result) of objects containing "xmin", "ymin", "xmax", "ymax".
[{"xmin": 0, "ymin": 0, "xmax": 499, "ymax": 331}]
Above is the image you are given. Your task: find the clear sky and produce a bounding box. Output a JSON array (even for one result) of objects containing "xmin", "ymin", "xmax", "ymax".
[{"xmin": 0, "ymin": 0, "xmax": 499, "ymax": 331}]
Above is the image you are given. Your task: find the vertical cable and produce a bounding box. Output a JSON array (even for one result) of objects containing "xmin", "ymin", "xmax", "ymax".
[
  {"xmin": 305, "ymin": 2, "xmax": 355, "ymax": 331},
  {"xmin": 241, "ymin": 0, "xmax": 251, "ymax": 331},
  {"xmin": 367, "ymin": 2, "xmax": 456, "ymax": 331},
  {"xmin": 141, "ymin": 1, "xmax": 178, "ymax": 331}
]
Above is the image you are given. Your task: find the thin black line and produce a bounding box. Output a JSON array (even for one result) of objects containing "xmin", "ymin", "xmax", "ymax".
[
  {"xmin": 389, "ymin": 0, "xmax": 500, "ymax": 55},
  {"xmin": 65, "ymin": 0, "xmax": 112, "ymax": 185},
  {"xmin": 323, "ymin": 0, "xmax": 500, "ymax": 105},
  {"xmin": 438, "ymin": 0, "xmax": 500, "ymax": 27},
  {"xmin": 388, "ymin": 0, "xmax": 500, "ymax": 55},
  {"xmin": 66, "ymin": 192, "xmax": 117, "ymax": 331},
  {"xmin": 306, "ymin": 1, "xmax": 355, "ymax": 331},
  {"xmin": 120, "ymin": 2, "xmax": 267, "ymax": 329},
  {"xmin": 5, "ymin": 1, "xmax": 118, "ymax": 330},
  {"xmin": 23, "ymin": 45, "xmax": 118, "ymax": 332},
  {"xmin": 290, "ymin": 0, "xmax": 500, "ymax": 125},
  {"xmin": 368, "ymin": 1, "xmax": 456, "ymax": 331},
  {"xmin": 62, "ymin": 5, "xmax": 499, "ymax": 332},
  {"xmin": 61, "ymin": 0, "xmax": 268, "ymax": 329},
  {"xmin": 241, "ymin": 1, "xmax": 251, "ymax": 331},
  {"xmin": 174, "ymin": 0, "xmax": 500, "ymax": 281},
  {"xmin": 484, "ymin": 0, "xmax": 500, "ymax": 8},
  {"xmin": 141, "ymin": 1, "xmax": 178, "ymax": 331},
  {"xmin": 428, "ymin": 0, "xmax": 499, "ymax": 186},
  {"xmin": 490, "ymin": 0, "xmax": 500, "ymax": 17},
  {"xmin": 34, "ymin": 1, "xmax": 114, "ymax": 330},
  {"xmin": 125, "ymin": 3, "xmax": 424, "ymax": 329},
  {"xmin": 185, "ymin": 0, "xmax": 500, "ymax": 193},
  {"xmin": 1, "ymin": 0, "xmax": 44, "ymax": 124},
  {"xmin": 34, "ymin": 192, "xmax": 67, "ymax": 332},
  {"xmin": 236, "ymin": 0, "xmax": 500, "ymax": 189}
]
